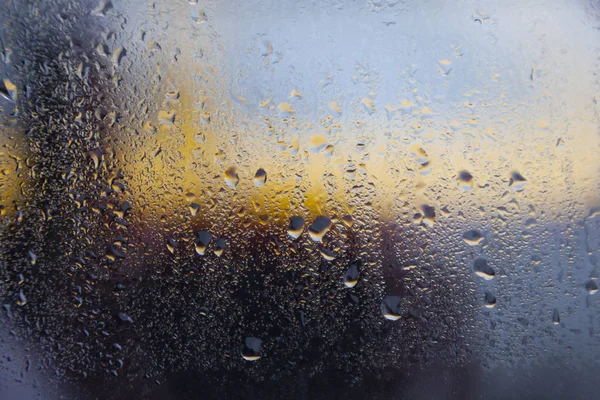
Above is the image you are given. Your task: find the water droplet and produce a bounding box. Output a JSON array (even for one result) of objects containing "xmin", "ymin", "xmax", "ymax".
[
  {"xmin": 344, "ymin": 264, "xmax": 359, "ymax": 288},
  {"xmin": 111, "ymin": 47, "xmax": 126, "ymax": 67},
  {"xmin": 341, "ymin": 215, "xmax": 353, "ymax": 228},
  {"xmin": 509, "ymin": 171, "xmax": 527, "ymax": 191},
  {"xmin": 148, "ymin": 41, "xmax": 162, "ymax": 51},
  {"xmin": 438, "ymin": 59, "xmax": 452, "ymax": 75},
  {"xmin": 287, "ymin": 216, "xmax": 304, "ymax": 239},
  {"xmin": 484, "ymin": 291, "xmax": 496, "ymax": 308},
  {"xmin": 0, "ymin": 79, "xmax": 17, "ymax": 102},
  {"xmin": 309, "ymin": 135, "xmax": 328, "ymax": 153},
  {"xmin": 473, "ymin": 258, "xmax": 495, "ymax": 280},
  {"xmin": 166, "ymin": 237, "xmax": 176, "ymax": 254},
  {"xmin": 328, "ymin": 102, "xmax": 342, "ymax": 115},
  {"xmin": 289, "ymin": 138, "xmax": 299, "ymax": 155},
  {"xmin": 585, "ymin": 280, "xmax": 598, "ymax": 294},
  {"xmin": 472, "ymin": 9, "xmax": 491, "ymax": 23},
  {"xmin": 195, "ymin": 231, "xmax": 212, "ymax": 256},
  {"xmin": 319, "ymin": 247, "xmax": 336, "ymax": 261},
  {"xmin": 462, "ymin": 230, "xmax": 484, "ymax": 245},
  {"xmin": 457, "ymin": 170, "xmax": 473, "ymax": 191},
  {"xmin": 27, "ymin": 249, "xmax": 37, "ymax": 265},
  {"xmin": 241, "ymin": 337, "xmax": 262, "ymax": 361},
  {"xmin": 214, "ymin": 238, "xmax": 226, "ymax": 257},
  {"xmin": 224, "ymin": 167, "xmax": 239, "ymax": 187},
  {"xmin": 289, "ymin": 89, "xmax": 303, "ymax": 99},
  {"xmin": 117, "ymin": 312, "xmax": 133, "ymax": 324},
  {"xmin": 308, "ymin": 216, "xmax": 332, "ymax": 242},
  {"xmin": 191, "ymin": 7, "xmax": 208, "ymax": 24},
  {"xmin": 254, "ymin": 168, "xmax": 267, "ymax": 187},
  {"xmin": 361, "ymin": 98, "xmax": 376, "ymax": 114},
  {"xmin": 385, "ymin": 104, "xmax": 396, "ymax": 121},
  {"xmin": 277, "ymin": 102, "xmax": 294, "ymax": 117},
  {"xmin": 420, "ymin": 205, "xmax": 436, "ymax": 227},
  {"xmin": 92, "ymin": 0, "xmax": 113, "ymax": 16},
  {"xmin": 324, "ymin": 144, "xmax": 334, "ymax": 156},
  {"xmin": 17, "ymin": 289, "xmax": 27, "ymax": 306},
  {"xmin": 189, "ymin": 203, "xmax": 200, "ymax": 216},
  {"xmin": 381, "ymin": 296, "xmax": 401, "ymax": 320},
  {"xmin": 158, "ymin": 110, "xmax": 176, "ymax": 125}
]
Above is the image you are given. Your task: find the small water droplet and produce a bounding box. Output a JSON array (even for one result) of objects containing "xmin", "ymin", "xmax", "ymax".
[
  {"xmin": 361, "ymin": 98, "xmax": 376, "ymax": 114},
  {"xmin": 17, "ymin": 289, "xmax": 27, "ymax": 306},
  {"xmin": 289, "ymin": 89, "xmax": 303, "ymax": 99},
  {"xmin": 438, "ymin": 59, "xmax": 452, "ymax": 75},
  {"xmin": 158, "ymin": 110, "xmax": 176, "ymax": 125},
  {"xmin": 117, "ymin": 312, "xmax": 133, "ymax": 324},
  {"xmin": 111, "ymin": 47, "xmax": 126, "ymax": 67},
  {"xmin": 166, "ymin": 237, "xmax": 176, "ymax": 254},
  {"xmin": 27, "ymin": 249, "xmax": 37, "ymax": 265},
  {"xmin": 328, "ymin": 101, "xmax": 342, "ymax": 115}
]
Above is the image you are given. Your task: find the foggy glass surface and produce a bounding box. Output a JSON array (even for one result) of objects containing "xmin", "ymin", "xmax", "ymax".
[{"xmin": 1, "ymin": 0, "xmax": 599, "ymax": 399}]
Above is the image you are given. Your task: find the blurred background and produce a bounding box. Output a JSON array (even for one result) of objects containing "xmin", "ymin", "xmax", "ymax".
[{"xmin": 1, "ymin": 0, "xmax": 599, "ymax": 399}]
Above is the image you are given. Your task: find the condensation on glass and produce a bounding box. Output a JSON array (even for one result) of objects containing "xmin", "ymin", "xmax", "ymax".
[{"xmin": 0, "ymin": 0, "xmax": 599, "ymax": 399}]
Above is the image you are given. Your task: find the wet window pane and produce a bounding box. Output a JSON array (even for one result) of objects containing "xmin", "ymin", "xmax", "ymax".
[{"xmin": 1, "ymin": 0, "xmax": 600, "ymax": 399}]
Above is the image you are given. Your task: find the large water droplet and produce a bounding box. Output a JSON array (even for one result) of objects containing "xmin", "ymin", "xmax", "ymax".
[
  {"xmin": 287, "ymin": 216, "xmax": 304, "ymax": 239},
  {"xmin": 241, "ymin": 337, "xmax": 262, "ymax": 361},
  {"xmin": 585, "ymin": 280, "xmax": 598, "ymax": 294},
  {"xmin": 381, "ymin": 296, "xmax": 401, "ymax": 320},
  {"xmin": 344, "ymin": 264, "xmax": 359, "ymax": 288},
  {"xmin": 552, "ymin": 308, "xmax": 560, "ymax": 324},
  {"xmin": 254, "ymin": 168, "xmax": 267, "ymax": 187},
  {"xmin": 224, "ymin": 167, "xmax": 239, "ymax": 187},
  {"xmin": 308, "ymin": 216, "xmax": 332, "ymax": 242},
  {"xmin": 0, "ymin": 79, "xmax": 17, "ymax": 102},
  {"xmin": 484, "ymin": 291, "xmax": 496, "ymax": 308},
  {"xmin": 214, "ymin": 238, "xmax": 226, "ymax": 257},
  {"xmin": 473, "ymin": 258, "xmax": 495, "ymax": 280},
  {"xmin": 457, "ymin": 170, "xmax": 473, "ymax": 191},
  {"xmin": 463, "ymin": 230, "xmax": 484, "ymax": 245},
  {"xmin": 195, "ymin": 231, "xmax": 212, "ymax": 256},
  {"xmin": 509, "ymin": 171, "xmax": 527, "ymax": 191}
]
